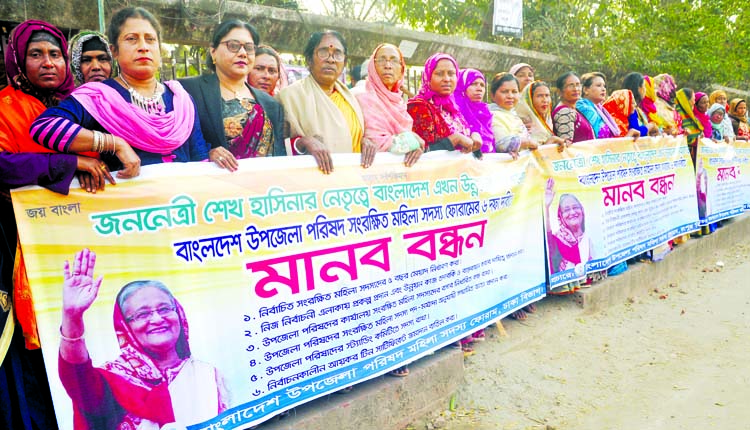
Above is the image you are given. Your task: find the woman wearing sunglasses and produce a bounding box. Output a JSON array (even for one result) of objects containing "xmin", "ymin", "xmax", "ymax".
[
  {"xmin": 277, "ymin": 30, "xmax": 368, "ymax": 174},
  {"xmin": 181, "ymin": 19, "xmax": 286, "ymax": 172}
]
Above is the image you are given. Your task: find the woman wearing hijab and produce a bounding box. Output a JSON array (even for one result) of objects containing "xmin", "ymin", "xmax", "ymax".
[
  {"xmin": 454, "ymin": 68, "xmax": 494, "ymax": 153},
  {"xmin": 354, "ymin": 43, "xmax": 424, "ymax": 167},
  {"xmin": 709, "ymin": 90, "xmax": 734, "ymax": 140},
  {"xmin": 709, "ymin": 90, "xmax": 729, "ymax": 110},
  {"xmin": 247, "ymin": 44, "xmax": 288, "ymax": 96},
  {"xmin": 0, "ymin": 20, "xmax": 111, "ymax": 430},
  {"xmin": 509, "ymin": 63, "xmax": 535, "ymax": 92},
  {"xmin": 59, "ymin": 249, "xmax": 229, "ymax": 429},
  {"xmin": 0, "ymin": 20, "xmax": 110, "ymax": 193},
  {"xmin": 407, "ymin": 53, "xmax": 480, "ymax": 155},
  {"xmin": 1, "ymin": 19, "xmax": 116, "ymax": 345},
  {"xmin": 674, "ymin": 88, "xmax": 702, "ymax": 162},
  {"xmin": 693, "ymin": 92, "xmax": 713, "ymax": 139},
  {"xmin": 68, "ymin": 30, "xmax": 113, "ymax": 85},
  {"xmin": 707, "ymin": 103, "xmax": 729, "ymax": 141},
  {"xmin": 728, "ymin": 99, "xmax": 750, "ymax": 141},
  {"xmin": 515, "ymin": 81, "xmax": 568, "ymax": 148},
  {"xmin": 653, "ymin": 74, "xmax": 682, "ymax": 136}
]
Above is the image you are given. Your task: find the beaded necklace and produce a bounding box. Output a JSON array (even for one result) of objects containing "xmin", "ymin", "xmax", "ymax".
[{"xmin": 118, "ymin": 75, "xmax": 165, "ymax": 115}]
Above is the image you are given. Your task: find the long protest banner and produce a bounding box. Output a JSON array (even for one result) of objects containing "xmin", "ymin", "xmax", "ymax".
[
  {"xmin": 535, "ymin": 136, "xmax": 700, "ymax": 288},
  {"xmin": 695, "ymin": 138, "xmax": 750, "ymax": 224},
  {"xmin": 12, "ymin": 151, "xmax": 545, "ymax": 429}
]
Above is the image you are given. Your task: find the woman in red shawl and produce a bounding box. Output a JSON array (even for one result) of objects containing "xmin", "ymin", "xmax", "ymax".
[
  {"xmin": 602, "ymin": 73, "xmax": 656, "ymax": 137},
  {"xmin": 59, "ymin": 248, "xmax": 229, "ymax": 429},
  {"xmin": 407, "ymin": 53, "xmax": 481, "ymax": 155}
]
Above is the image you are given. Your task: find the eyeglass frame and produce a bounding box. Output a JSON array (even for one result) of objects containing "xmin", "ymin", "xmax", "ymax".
[
  {"xmin": 125, "ymin": 305, "xmax": 177, "ymax": 324},
  {"xmin": 315, "ymin": 45, "xmax": 346, "ymax": 62},
  {"xmin": 374, "ymin": 57, "xmax": 400, "ymax": 67},
  {"xmin": 219, "ymin": 40, "xmax": 256, "ymax": 54}
]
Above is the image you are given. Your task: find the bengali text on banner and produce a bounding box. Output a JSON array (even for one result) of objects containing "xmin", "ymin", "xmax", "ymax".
[
  {"xmin": 695, "ymin": 138, "xmax": 750, "ymax": 224},
  {"xmin": 12, "ymin": 151, "xmax": 545, "ymax": 430},
  {"xmin": 534, "ymin": 136, "xmax": 700, "ymax": 288}
]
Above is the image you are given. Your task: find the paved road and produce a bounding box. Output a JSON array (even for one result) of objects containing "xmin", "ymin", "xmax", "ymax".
[{"xmin": 415, "ymin": 241, "xmax": 750, "ymax": 430}]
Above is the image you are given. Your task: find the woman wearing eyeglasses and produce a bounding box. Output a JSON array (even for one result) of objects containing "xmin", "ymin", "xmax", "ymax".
[
  {"xmin": 277, "ymin": 30, "xmax": 367, "ymax": 174},
  {"xmin": 58, "ymin": 248, "xmax": 229, "ymax": 429},
  {"xmin": 181, "ymin": 20, "xmax": 286, "ymax": 172},
  {"xmin": 353, "ymin": 43, "xmax": 424, "ymax": 168}
]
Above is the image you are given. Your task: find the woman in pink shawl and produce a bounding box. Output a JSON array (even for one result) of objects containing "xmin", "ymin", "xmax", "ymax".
[
  {"xmin": 59, "ymin": 248, "xmax": 229, "ymax": 429},
  {"xmin": 693, "ymin": 91, "xmax": 713, "ymax": 139},
  {"xmin": 30, "ymin": 7, "xmax": 209, "ymax": 178},
  {"xmin": 354, "ymin": 43, "xmax": 424, "ymax": 167},
  {"xmin": 453, "ymin": 68, "xmax": 494, "ymax": 153}
]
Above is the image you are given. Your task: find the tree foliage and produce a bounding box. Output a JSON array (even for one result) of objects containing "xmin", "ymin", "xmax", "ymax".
[{"xmin": 386, "ymin": 0, "xmax": 750, "ymax": 89}]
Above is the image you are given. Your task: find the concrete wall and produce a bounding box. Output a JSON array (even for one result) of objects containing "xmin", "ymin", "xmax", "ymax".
[{"xmin": 1, "ymin": 0, "xmax": 566, "ymax": 76}]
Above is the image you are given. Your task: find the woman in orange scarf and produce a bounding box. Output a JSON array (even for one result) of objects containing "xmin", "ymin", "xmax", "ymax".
[{"xmin": 602, "ymin": 73, "xmax": 657, "ymax": 137}]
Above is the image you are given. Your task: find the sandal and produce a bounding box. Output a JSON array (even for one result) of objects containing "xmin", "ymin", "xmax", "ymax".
[
  {"xmin": 388, "ymin": 365, "xmax": 409, "ymax": 377},
  {"xmin": 472, "ymin": 329, "xmax": 486, "ymax": 341},
  {"xmin": 461, "ymin": 343, "xmax": 475, "ymax": 357}
]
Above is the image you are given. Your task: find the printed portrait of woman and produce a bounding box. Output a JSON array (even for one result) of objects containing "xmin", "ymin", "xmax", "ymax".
[
  {"xmin": 58, "ymin": 248, "xmax": 229, "ymax": 429},
  {"xmin": 544, "ymin": 178, "xmax": 594, "ymax": 276},
  {"xmin": 696, "ymin": 157, "xmax": 708, "ymax": 219}
]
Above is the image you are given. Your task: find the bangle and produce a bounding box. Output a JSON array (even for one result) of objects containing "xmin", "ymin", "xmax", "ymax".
[
  {"xmin": 106, "ymin": 134, "xmax": 116, "ymax": 154},
  {"xmin": 293, "ymin": 139, "xmax": 307, "ymax": 155},
  {"xmin": 92, "ymin": 130, "xmax": 102, "ymax": 152},
  {"xmin": 60, "ymin": 326, "xmax": 84, "ymax": 342}
]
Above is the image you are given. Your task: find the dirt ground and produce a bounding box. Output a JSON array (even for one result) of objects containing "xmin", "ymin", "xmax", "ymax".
[{"xmin": 408, "ymin": 242, "xmax": 750, "ymax": 430}]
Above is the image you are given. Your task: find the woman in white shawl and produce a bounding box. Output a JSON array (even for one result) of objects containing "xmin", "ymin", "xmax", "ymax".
[
  {"xmin": 277, "ymin": 30, "xmax": 367, "ymax": 174},
  {"xmin": 515, "ymin": 80, "xmax": 568, "ymax": 149}
]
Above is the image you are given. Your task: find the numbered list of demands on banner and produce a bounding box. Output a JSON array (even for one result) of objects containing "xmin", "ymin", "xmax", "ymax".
[{"xmin": 165, "ymin": 171, "xmax": 541, "ymax": 429}]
